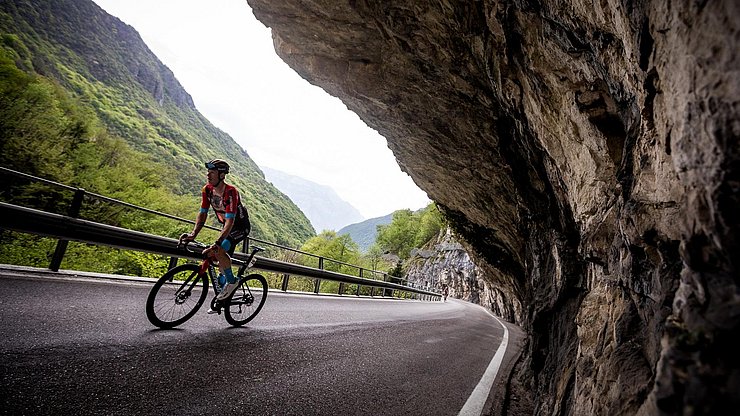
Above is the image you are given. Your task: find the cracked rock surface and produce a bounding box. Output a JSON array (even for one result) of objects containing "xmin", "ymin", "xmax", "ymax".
[{"xmin": 247, "ymin": 0, "xmax": 739, "ymax": 414}]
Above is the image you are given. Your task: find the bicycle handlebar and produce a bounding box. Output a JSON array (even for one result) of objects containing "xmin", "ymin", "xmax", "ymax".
[
  {"xmin": 178, "ymin": 240, "xmax": 209, "ymax": 252},
  {"xmin": 177, "ymin": 240, "xmax": 262, "ymax": 267}
]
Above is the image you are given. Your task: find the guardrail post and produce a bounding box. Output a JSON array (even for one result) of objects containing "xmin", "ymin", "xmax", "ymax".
[
  {"xmin": 356, "ymin": 269, "xmax": 363, "ymax": 296},
  {"xmin": 314, "ymin": 257, "xmax": 323, "ymax": 294},
  {"xmin": 281, "ymin": 274, "xmax": 290, "ymax": 291},
  {"xmin": 338, "ymin": 282, "xmax": 344, "ymax": 295},
  {"xmin": 383, "ymin": 273, "xmax": 394, "ymax": 297},
  {"xmin": 49, "ymin": 188, "xmax": 85, "ymax": 271}
]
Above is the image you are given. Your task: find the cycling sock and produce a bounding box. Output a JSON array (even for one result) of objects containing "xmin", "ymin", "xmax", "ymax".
[{"xmin": 224, "ymin": 268, "xmax": 236, "ymax": 284}]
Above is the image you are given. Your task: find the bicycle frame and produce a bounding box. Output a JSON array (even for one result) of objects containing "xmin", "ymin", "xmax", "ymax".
[
  {"xmin": 197, "ymin": 255, "xmax": 219, "ymax": 295},
  {"xmin": 181, "ymin": 241, "xmax": 261, "ymax": 295}
]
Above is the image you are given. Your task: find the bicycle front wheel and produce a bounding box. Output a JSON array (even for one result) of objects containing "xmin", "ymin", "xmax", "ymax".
[
  {"xmin": 224, "ymin": 273, "xmax": 268, "ymax": 327},
  {"xmin": 146, "ymin": 264, "xmax": 209, "ymax": 328}
]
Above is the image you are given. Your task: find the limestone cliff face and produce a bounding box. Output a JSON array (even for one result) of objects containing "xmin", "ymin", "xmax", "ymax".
[
  {"xmin": 405, "ymin": 227, "xmax": 486, "ymax": 302},
  {"xmin": 247, "ymin": 0, "xmax": 739, "ymax": 414},
  {"xmin": 405, "ymin": 227, "xmax": 522, "ymax": 321}
]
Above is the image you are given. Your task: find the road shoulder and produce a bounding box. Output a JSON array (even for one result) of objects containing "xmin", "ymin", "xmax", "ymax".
[{"xmin": 483, "ymin": 317, "xmax": 527, "ymax": 416}]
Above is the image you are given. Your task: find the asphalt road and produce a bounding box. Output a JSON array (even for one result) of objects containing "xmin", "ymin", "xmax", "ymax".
[{"xmin": 0, "ymin": 272, "xmax": 508, "ymax": 416}]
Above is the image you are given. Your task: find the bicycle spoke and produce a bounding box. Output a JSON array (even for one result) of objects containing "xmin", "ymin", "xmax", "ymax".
[
  {"xmin": 224, "ymin": 274, "xmax": 267, "ymax": 326},
  {"xmin": 153, "ymin": 291, "xmax": 199, "ymax": 322},
  {"xmin": 146, "ymin": 264, "xmax": 208, "ymax": 328}
]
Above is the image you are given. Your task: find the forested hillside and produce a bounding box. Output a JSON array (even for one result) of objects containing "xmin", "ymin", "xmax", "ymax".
[
  {"xmin": 0, "ymin": 0, "xmax": 314, "ymax": 274},
  {"xmin": 338, "ymin": 213, "xmax": 392, "ymax": 253}
]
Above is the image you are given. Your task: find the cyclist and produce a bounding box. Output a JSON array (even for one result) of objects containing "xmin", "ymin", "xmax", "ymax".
[{"xmin": 180, "ymin": 159, "xmax": 251, "ymax": 309}]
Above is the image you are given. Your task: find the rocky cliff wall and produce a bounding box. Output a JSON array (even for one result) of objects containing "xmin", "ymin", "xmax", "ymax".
[
  {"xmin": 405, "ymin": 227, "xmax": 524, "ymax": 321},
  {"xmin": 405, "ymin": 227, "xmax": 486, "ymax": 302},
  {"xmin": 246, "ymin": 0, "xmax": 739, "ymax": 414}
]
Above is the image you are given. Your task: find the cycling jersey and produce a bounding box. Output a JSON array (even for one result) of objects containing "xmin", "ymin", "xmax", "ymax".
[{"xmin": 200, "ymin": 183, "xmax": 251, "ymax": 236}]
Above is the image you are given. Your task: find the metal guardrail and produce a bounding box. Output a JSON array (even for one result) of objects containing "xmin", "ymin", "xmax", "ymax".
[
  {"xmin": 0, "ymin": 166, "xmax": 418, "ymax": 291},
  {"xmin": 0, "ymin": 202, "xmax": 439, "ymax": 299},
  {"xmin": 0, "ymin": 166, "xmax": 441, "ymax": 300}
]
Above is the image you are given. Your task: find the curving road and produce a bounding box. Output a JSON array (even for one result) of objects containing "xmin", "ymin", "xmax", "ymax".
[{"xmin": 0, "ymin": 268, "xmax": 514, "ymax": 415}]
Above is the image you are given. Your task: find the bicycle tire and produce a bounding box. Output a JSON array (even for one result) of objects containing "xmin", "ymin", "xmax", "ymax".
[
  {"xmin": 224, "ymin": 273, "xmax": 268, "ymax": 327},
  {"xmin": 146, "ymin": 264, "xmax": 209, "ymax": 328}
]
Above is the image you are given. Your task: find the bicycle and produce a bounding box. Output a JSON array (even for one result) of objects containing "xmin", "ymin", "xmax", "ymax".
[{"xmin": 146, "ymin": 240, "xmax": 268, "ymax": 328}]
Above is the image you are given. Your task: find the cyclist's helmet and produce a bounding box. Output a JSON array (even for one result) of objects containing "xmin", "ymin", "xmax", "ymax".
[{"xmin": 205, "ymin": 159, "xmax": 230, "ymax": 174}]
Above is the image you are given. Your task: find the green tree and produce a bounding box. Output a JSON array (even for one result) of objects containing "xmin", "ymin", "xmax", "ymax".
[
  {"xmin": 361, "ymin": 243, "xmax": 392, "ymax": 272},
  {"xmin": 414, "ymin": 203, "xmax": 444, "ymax": 247},
  {"xmin": 375, "ymin": 209, "xmax": 417, "ymax": 260},
  {"xmin": 299, "ymin": 230, "xmax": 361, "ymax": 274},
  {"xmin": 374, "ymin": 203, "xmax": 445, "ymax": 261}
]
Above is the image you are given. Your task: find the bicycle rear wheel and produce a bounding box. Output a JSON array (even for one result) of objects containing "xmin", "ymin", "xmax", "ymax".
[
  {"xmin": 146, "ymin": 264, "xmax": 209, "ymax": 328},
  {"xmin": 224, "ymin": 273, "xmax": 268, "ymax": 327}
]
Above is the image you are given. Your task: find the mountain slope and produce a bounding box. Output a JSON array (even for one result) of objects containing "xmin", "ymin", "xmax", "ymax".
[
  {"xmin": 338, "ymin": 213, "xmax": 393, "ymax": 252},
  {"xmin": 0, "ymin": 0, "xmax": 314, "ymax": 247},
  {"xmin": 262, "ymin": 167, "xmax": 363, "ymax": 232}
]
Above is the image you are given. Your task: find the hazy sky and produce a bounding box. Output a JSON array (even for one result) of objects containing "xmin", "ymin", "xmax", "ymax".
[{"xmin": 91, "ymin": 0, "xmax": 430, "ymax": 219}]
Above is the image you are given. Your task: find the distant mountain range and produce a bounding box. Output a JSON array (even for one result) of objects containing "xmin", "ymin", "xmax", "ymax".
[
  {"xmin": 262, "ymin": 164, "xmax": 399, "ymax": 251},
  {"xmin": 261, "ymin": 167, "xmax": 364, "ymax": 232},
  {"xmin": 338, "ymin": 213, "xmax": 394, "ymax": 252}
]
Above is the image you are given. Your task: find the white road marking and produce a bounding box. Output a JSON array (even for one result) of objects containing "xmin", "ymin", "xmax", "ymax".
[{"xmin": 458, "ymin": 315, "xmax": 510, "ymax": 416}]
